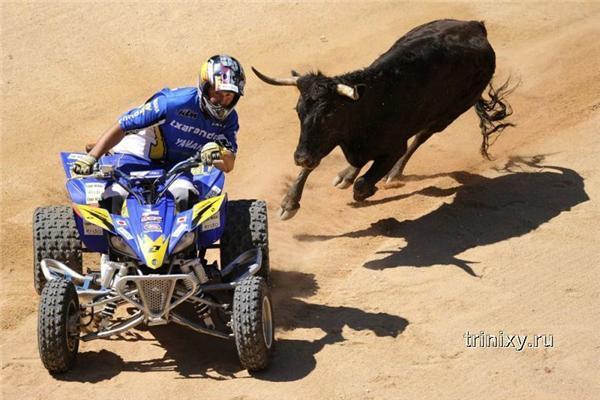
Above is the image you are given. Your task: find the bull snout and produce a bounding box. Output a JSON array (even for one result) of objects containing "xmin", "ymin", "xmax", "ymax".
[{"xmin": 294, "ymin": 150, "xmax": 320, "ymax": 170}]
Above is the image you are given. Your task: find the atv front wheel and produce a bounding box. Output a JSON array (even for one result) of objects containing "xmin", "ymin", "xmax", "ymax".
[
  {"xmin": 38, "ymin": 279, "xmax": 80, "ymax": 373},
  {"xmin": 232, "ymin": 276, "xmax": 274, "ymax": 371},
  {"xmin": 220, "ymin": 200, "xmax": 270, "ymax": 280},
  {"xmin": 33, "ymin": 206, "xmax": 82, "ymax": 294}
]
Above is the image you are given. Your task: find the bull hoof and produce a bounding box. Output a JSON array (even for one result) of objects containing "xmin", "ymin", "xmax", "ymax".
[
  {"xmin": 280, "ymin": 195, "xmax": 300, "ymax": 220},
  {"xmin": 353, "ymin": 178, "xmax": 377, "ymax": 201},
  {"xmin": 278, "ymin": 208, "xmax": 299, "ymax": 220},
  {"xmin": 332, "ymin": 175, "xmax": 353, "ymax": 189}
]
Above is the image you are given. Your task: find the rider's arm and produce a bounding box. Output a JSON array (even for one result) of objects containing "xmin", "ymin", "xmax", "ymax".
[
  {"xmin": 212, "ymin": 150, "xmax": 235, "ymax": 173},
  {"xmin": 213, "ymin": 112, "xmax": 238, "ymax": 173},
  {"xmin": 88, "ymin": 92, "xmax": 167, "ymax": 159},
  {"xmin": 88, "ymin": 122, "xmax": 126, "ymax": 159}
]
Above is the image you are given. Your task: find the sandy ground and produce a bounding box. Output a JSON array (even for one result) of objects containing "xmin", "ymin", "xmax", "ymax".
[{"xmin": 1, "ymin": 1, "xmax": 599, "ymax": 399}]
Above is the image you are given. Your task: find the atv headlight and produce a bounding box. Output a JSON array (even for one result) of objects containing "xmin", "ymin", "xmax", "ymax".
[
  {"xmin": 110, "ymin": 235, "xmax": 137, "ymax": 258},
  {"xmin": 173, "ymin": 231, "xmax": 196, "ymax": 254}
]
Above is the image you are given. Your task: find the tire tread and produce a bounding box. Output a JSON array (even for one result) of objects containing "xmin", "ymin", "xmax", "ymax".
[
  {"xmin": 38, "ymin": 279, "xmax": 79, "ymax": 373},
  {"xmin": 33, "ymin": 206, "xmax": 82, "ymax": 294},
  {"xmin": 220, "ymin": 200, "xmax": 270, "ymax": 280},
  {"xmin": 232, "ymin": 276, "xmax": 272, "ymax": 371}
]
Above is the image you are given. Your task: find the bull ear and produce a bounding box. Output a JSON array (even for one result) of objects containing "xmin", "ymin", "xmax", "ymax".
[
  {"xmin": 336, "ymin": 84, "xmax": 360, "ymax": 100},
  {"xmin": 291, "ymin": 69, "xmax": 301, "ymax": 77}
]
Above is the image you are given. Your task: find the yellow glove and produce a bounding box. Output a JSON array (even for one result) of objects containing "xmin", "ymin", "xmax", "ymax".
[
  {"xmin": 199, "ymin": 142, "xmax": 224, "ymax": 165},
  {"xmin": 72, "ymin": 154, "xmax": 97, "ymax": 175}
]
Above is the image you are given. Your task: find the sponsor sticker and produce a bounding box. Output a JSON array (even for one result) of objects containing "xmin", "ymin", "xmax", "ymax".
[
  {"xmin": 83, "ymin": 221, "xmax": 103, "ymax": 236},
  {"xmin": 117, "ymin": 227, "xmax": 133, "ymax": 241},
  {"xmin": 191, "ymin": 166, "xmax": 207, "ymax": 176},
  {"xmin": 206, "ymin": 186, "xmax": 222, "ymax": 197},
  {"xmin": 141, "ymin": 215, "xmax": 162, "ymax": 223},
  {"xmin": 85, "ymin": 182, "xmax": 106, "ymax": 205},
  {"xmin": 201, "ymin": 212, "xmax": 221, "ymax": 231},
  {"xmin": 172, "ymin": 223, "xmax": 187, "ymax": 238},
  {"xmin": 143, "ymin": 222, "xmax": 162, "ymax": 233},
  {"xmin": 68, "ymin": 153, "xmax": 87, "ymax": 160}
]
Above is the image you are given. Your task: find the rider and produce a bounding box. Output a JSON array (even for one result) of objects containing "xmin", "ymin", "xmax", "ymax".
[{"xmin": 72, "ymin": 54, "xmax": 245, "ymax": 211}]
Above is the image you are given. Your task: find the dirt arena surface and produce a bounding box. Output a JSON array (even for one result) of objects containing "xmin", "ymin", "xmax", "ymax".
[{"xmin": 1, "ymin": 1, "xmax": 599, "ymax": 399}]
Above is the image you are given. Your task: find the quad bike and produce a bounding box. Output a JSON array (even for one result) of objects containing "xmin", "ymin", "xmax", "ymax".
[{"xmin": 33, "ymin": 152, "xmax": 273, "ymax": 373}]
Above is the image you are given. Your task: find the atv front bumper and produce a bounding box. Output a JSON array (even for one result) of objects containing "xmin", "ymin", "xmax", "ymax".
[{"xmin": 39, "ymin": 247, "xmax": 263, "ymax": 341}]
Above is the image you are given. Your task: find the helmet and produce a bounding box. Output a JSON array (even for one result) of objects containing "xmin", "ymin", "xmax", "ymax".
[{"xmin": 198, "ymin": 55, "xmax": 246, "ymax": 120}]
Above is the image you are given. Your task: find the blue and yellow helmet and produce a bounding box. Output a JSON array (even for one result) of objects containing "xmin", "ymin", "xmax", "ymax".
[{"xmin": 198, "ymin": 55, "xmax": 245, "ymax": 120}]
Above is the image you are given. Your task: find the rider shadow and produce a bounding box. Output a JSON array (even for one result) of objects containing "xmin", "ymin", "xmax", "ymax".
[
  {"xmin": 296, "ymin": 156, "xmax": 589, "ymax": 276},
  {"xmin": 55, "ymin": 271, "xmax": 408, "ymax": 382}
]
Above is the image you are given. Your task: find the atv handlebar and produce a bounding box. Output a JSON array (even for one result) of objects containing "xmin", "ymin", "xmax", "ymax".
[
  {"xmin": 69, "ymin": 153, "xmax": 206, "ymax": 204},
  {"xmin": 71, "ymin": 154, "xmax": 202, "ymax": 181}
]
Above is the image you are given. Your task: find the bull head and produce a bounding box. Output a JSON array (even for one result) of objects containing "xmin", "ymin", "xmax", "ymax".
[
  {"xmin": 252, "ymin": 67, "xmax": 365, "ymax": 220},
  {"xmin": 252, "ymin": 67, "xmax": 362, "ymax": 169}
]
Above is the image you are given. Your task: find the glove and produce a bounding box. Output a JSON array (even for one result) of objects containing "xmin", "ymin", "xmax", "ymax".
[
  {"xmin": 72, "ymin": 154, "xmax": 97, "ymax": 175},
  {"xmin": 199, "ymin": 142, "xmax": 223, "ymax": 165}
]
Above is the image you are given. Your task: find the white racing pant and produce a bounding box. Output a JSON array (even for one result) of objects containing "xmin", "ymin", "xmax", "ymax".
[{"xmin": 102, "ymin": 177, "xmax": 199, "ymax": 213}]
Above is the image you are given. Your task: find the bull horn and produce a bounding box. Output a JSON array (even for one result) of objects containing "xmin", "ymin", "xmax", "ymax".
[
  {"xmin": 252, "ymin": 66, "xmax": 299, "ymax": 86},
  {"xmin": 336, "ymin": 84, "xmax": 359, "ymax": 100}
]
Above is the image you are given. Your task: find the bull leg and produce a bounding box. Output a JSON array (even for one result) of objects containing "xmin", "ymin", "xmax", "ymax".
[
  {"xmin": 354, "ymin": 154, "xmax": 400, "ymax": 201},
  {"xmin": 385, "ymin": 130, "xmax": 433, "ymax": 184},
  {"xmin": 332, "ymin": 165, "xmax": 361, "ymax": 189},
  {"xmin": 279, "ymin": 167, "xmax": 313, "ymax": 220}
]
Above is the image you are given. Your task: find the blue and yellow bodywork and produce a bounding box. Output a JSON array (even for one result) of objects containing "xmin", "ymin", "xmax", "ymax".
[{"xmin": 61, "ymin": 152, "xmax": 227, "ymax": 269}]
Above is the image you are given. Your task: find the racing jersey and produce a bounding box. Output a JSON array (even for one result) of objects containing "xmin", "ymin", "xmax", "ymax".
[{"xmin": 112, "ymin": 87, "xmax": 239, "ymax": 165}]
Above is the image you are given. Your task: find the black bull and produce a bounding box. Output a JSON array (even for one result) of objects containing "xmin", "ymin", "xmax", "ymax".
[{"xmin": 252, "ymin": 19, "xmax": 514, "ymax": 220}]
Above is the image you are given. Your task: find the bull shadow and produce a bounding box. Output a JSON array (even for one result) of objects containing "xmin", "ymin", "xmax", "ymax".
[
  {"xmin": 54, "ymin": 271, "xmax": 408, "ymax": 382},
  {"xmin": 296, "ymin": 156, "xmax": 589, "ymax": 276}
]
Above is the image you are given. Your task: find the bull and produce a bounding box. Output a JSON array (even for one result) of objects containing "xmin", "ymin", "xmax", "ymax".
[{"xmin": 253, "ymin": 19, "xmax": 514, "ymax": 220}]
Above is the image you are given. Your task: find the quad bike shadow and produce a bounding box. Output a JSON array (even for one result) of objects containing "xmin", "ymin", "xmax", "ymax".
[{"xmin": 53, "ymin": 270, "xmax": 409, "ymax": 382}]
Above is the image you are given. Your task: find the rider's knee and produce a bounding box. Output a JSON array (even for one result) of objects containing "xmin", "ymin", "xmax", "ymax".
[{"xmin": 169, "ymin": 179, "xmax": 200, "ymax": 212}]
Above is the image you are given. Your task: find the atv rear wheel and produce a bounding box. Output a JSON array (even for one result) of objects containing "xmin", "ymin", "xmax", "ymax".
[
  {"xmin": 33, "ymin": 206, "xmax": 82, "ymax": 294},
  {"xmin": 232, "ymin": 276, "xmax": 274, "ymax": 371},
  {"xmin": 38, "ymin": 279, "xmax": 80, "ymax": 373},
  {"xmin": 220, "ymin": 200, "xmax": 270, "ymax": 280}
]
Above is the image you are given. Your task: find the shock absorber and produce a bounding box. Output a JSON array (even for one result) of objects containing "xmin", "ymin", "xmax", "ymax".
[
  {"xmin": 100, "ymin": 288, "xmax": 119, "ymax": 320},
  {"xmin": 100, "ymin": 264, "xmax": 129, "ymax": 328},
  {"xmin": 180, "ymin": 259, "xmax": 215, "ymax": 329},
  {"xmin": 194, "ymin": 293, "xmax": 215, "ymax": 330}
]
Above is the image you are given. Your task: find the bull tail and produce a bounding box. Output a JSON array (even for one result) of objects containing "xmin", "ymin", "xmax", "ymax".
[{"xmin": 474, "ymin": 78, "xmax": 517, "ymax": 159}]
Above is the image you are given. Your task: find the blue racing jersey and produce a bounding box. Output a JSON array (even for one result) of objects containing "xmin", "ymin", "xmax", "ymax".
[{"xmin": 112, "ymin": 87, "xmax": 239, "ymax": 164}]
